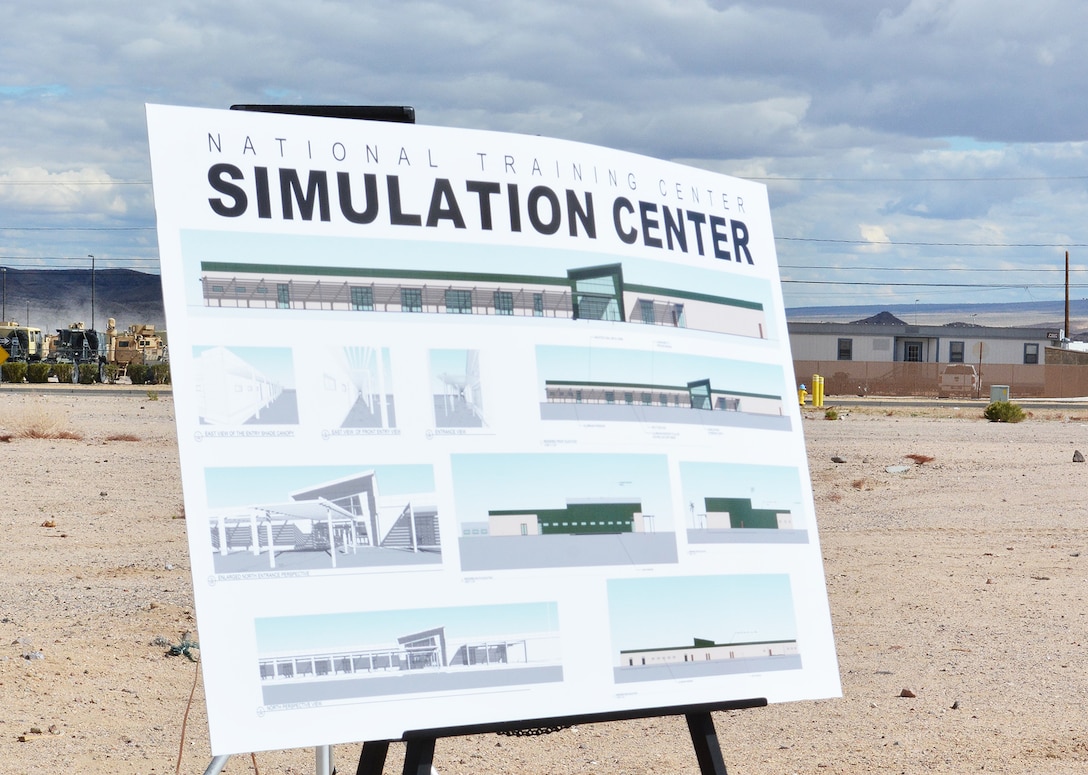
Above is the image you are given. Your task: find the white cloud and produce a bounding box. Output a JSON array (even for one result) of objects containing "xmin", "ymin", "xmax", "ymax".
[{"xmin": 0, "ymin": 0, "xmax": 1085, "ymax": 306}]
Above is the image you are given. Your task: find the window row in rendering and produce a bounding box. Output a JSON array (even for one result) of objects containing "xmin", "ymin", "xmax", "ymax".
[{"xmin": 201, "ymin": 261, "xmax": 767, "ymax": 338}]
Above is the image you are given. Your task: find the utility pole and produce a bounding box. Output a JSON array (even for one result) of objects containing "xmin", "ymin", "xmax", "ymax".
[
  {"xmin": 88, "ymin": 254, "xmax": 95, "ymax": 331},
  {"xmin": 1065, "ymin": 250, "xmax": 1070, "ymax": 339}
]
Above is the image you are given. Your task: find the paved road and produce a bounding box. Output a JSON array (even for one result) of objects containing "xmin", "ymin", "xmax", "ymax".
[{"xmin": 0, "ymin": 383, "xmax": 172, "ymax": 397}]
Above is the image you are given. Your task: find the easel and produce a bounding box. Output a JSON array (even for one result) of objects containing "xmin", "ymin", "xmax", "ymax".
[
  {"xmin": 201, "ymin": 698, "xmax": 765, "ymax": 775},
  {"xmin": 358, "ymin": 698, "xmax": 766, "ymax": 775}
]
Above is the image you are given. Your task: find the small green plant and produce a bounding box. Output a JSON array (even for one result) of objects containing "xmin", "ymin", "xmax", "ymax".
[
  {"xmin": 824, "ymin": 408, "xmax": 839, "ymax": 420},
  {"xmin": 155, "ymin": 632, "xmax": 200, "ymax": 662},
  {"xmin": 127, "ymin": 363, "xmax": 149, "ymax": 385},
  {"xmin": 1, "ymin": 361, "xmax": 27, "ymax": 383},
  {"xmin": 983, "ymin": 401, "xmax": 1025, "ymax": 423},
  {"xmin": 146, "ymin": 390, "xmax": 159, "ymax": 401},
  {"xmin": 51, "ymin": 363, "xmax": 74, "ymax": 384},
  {"xmin": 26, "ymin": 362, "xmax": 51, "ymax": 383}
]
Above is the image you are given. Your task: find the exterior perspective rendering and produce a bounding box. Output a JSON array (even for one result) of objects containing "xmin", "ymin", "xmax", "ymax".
[
  {"xmin": 681, "ymin": 461, "xmax": 808, "ymax": 545},
  {"xmin": 194, "ymin": 345, "xmax": 298, "ymax": 426},
  {"xmin": 199, "ymin": 260, "xmax": 768, "ymax": 339},
  {"xmin": 255, "ymin": 603, "xmax": 564, "ymax": 705},
  {"xmin": 535, "ymin": 344, "xmax": 790, "ymax": 431},
  {"xmin": 541, "ymin": 378, "xmax": 787, "ymax": 430},
  {"xmin": 207, "ymin": 467, "xmax": 441, "ymax": 573},
  {"xmin": 608, "ymin": 574, "xmax": 802, "ymax": 684},
  {"xmin": 453, "ymin": 452, "xmax": 678, "ymax": 571},
  {"xmin": 316, "ymin": 346, "xmax": 396, "ymax": 430}
]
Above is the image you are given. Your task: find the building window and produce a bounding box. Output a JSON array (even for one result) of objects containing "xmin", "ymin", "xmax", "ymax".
[
  {"xmin": 276, "ymin": 283, "xmax": 290, "ymax": 309},
  {"xmin": 569, "ymin": 265, "xmax": 623, "ymax": 322},
  {"xmin": 837, "ymin": 338, "xmax": 852, "ymax": 361},
  {"xmin": 350, "ymin": 286, "xmax": 374, "ymax": 311},
  {"xmin": 638, "ymin": 299, "xmax": 656, "ymax": 324},
  {"xmin": 532, "ymin": 293, "xmax": 544, "ymax": 316},
  {"xmin": 493, "ymin": 290, "xmax": 514, "ymax": 315},
  {"xmin": 1024, "ymin": 342, "xmax": 1039, "ymax": 364},
  {"xmin": 401, "ymin": 288, "xmax": 423, "ymax": 312},
  {"xmin": 949, "ymin": 341, "xmax": 965, "ymax": 363},
  {"xmin": 445, "ymin": 288, "xmax": 473, "ymax": 314},
  {"xmin": 256, "ymin": 286, "xmax": 268, "ymax": 294},
  {"xmin": 210, "ymin": 284, "xmax": 225, "ymax": 293}
]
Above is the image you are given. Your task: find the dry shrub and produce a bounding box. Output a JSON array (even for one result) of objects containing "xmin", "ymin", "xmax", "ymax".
[
  {"xmin": 851, "ymin": 478, "xmax": 866, "ymax": 490},
  {"xmin": 827, "ymin": 491, "xmax": 842, "ymax": 503},
  {"xmin": 905, "ymin": 453, "xmax": 935, "ymax": 465},
  {"xmin": 106, "ymin": 433, "xmax": 141, "ymax": 442},
  {"xmin": 11, "ymin": 404, "xmax": 84, "ymax": 440}
]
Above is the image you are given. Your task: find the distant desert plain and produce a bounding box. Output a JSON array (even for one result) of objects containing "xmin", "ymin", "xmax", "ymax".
[{"xmin": 3, "ymin": 387, "xmax": 1088, "ymax": 774}]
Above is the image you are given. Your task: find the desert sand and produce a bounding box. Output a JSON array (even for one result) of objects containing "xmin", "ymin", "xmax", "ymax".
[{"xmin": 2, "ymin": 388, "xmax": 1088, "ymax": 774}]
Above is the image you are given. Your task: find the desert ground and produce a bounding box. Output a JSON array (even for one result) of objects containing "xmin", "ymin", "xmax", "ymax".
[{"xmin": 3, "ymin": 388, "xmax": 1088, "ymax": 774}]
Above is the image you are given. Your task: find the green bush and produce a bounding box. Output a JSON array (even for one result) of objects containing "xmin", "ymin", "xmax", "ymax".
[
  {"xmin": 104, "ymin": 363, "xmax": 120, "ymax": 384},
  {"xmin": 983, "ymin": 401, "xmax": 1025, "ymax": 423},
  {"xmin": 1, "ymin": 361, "xmax": 27, "ymax": 383},
  {"xmin": 127, "ymin": 363, "xmax": 149, "ymax": 385},
  {"xmin": 26, "ymin": 362, "xmax": 51, "ymax": 383},
  {"xmin": 824, "ymin": 408, "xmax": 839, "ymax": 420},
  {"xmin": 52, "ymin": 363, "xmax": 74, "ymax": 384},
  {"xmin": 150, "ymin": 363, "xmax": 171, "ymax": 385},
  {"xmin": 78, "ymin": 363, "xmax": 99, "ymax": 384}
]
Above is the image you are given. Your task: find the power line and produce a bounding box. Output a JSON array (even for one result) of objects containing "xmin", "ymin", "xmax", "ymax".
[
  {"xmin": 0, "ymin": 180, "xmax": 151, "ymax": 185},
  {"xmin": 780, "ymin": 264, "xmax": 1084, "ymax": 273},
  {"xmin": 751, "ymin": 174, "xmax": 1088, "ymax": 182},
  {"xmin": 777, "ymin": 236, "xmax": 1086, "ymax": 248},
  {"xmin": 781, "ymin": 278, "xmax": 1088, "ymax": 289},
  {"xmin": 0, "ymin": 226, "xmax": 154, "ymax": 231}
]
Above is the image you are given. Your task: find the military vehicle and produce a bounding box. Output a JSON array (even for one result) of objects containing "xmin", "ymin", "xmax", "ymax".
[
  {"xmin": 0, "ymin": 321, "xmax": 45, "ymax": 362},
  {"xmin": 105, "ymin": 318, "xmax": 168, "ymax": 370}
]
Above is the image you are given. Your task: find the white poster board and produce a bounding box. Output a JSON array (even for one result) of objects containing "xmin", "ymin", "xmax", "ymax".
[{"xmin": 146, "ymin": 104, "xmax": 840, "ymax": 756}]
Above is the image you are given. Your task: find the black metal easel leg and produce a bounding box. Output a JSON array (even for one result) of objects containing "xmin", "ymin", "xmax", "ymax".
[
  {"xmin": 356, "ymin": 740, "xmax": 390, "ymax": 775},
  {"xmin": 686, "ymin": 712, "xmax": 728, "ymax": 775},
  {"xmin": 402, "ymin": 737, "xmax": 436, "ymax": 775}
]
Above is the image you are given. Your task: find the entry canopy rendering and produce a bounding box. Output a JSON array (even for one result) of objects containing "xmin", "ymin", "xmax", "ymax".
[{"xmin": 147, "ymin": 104, "xmax": 839, "ymax": 775}]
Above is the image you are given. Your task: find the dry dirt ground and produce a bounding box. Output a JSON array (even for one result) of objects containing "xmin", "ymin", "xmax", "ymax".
[{"xmin": 3, "ymin": 389, "xmax": 1088, "ymax": 774}]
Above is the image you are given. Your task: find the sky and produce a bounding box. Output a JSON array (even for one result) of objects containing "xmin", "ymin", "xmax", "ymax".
[{"xmin": 3, "ymin": 1, "xmax": 1088, "ymax": 312}]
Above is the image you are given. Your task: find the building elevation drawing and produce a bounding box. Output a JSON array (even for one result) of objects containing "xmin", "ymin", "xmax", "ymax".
[
  {"xmin": 618, "ymin": 636, "xmax": 799, "ymax": 673},
  {"xmin": 607, "ymin": 574, "xmax": 801, "ymax": 683},
  {"xmin": 254, "ymin": 603, "xmax": 563, "ymax": 705},
  {"xmin": 680, "ymin": 461, "xmax": 808, "ymax": 545},
  {"xmin": 199, "ymin": 260, "xmax": 767, "ymax": 339},
  {"xmin": 207, "ymin": 467, "xmax": 440, "ymax": 573},
  {"xmin": 453, "ymin": 452, "xmax": 677, "ymax": 571},
  {"xmin": 316, "ymin": 346, "xmax": 396, "ymax": 429},
  {"xmin": 536, "ymin": 344, "xmax": 789, "ymax": 430},
  {"xmin": 194, "ymin": 345, "xmax": 298, "ymax": 426}
]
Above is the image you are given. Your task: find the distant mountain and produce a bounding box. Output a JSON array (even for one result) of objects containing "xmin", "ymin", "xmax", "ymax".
[
  {"xmin": 786, "ymin": 299, "xmax": 1088, "ymax": 336},
  {"xmin": 0, "ymin": 267, "xmax": 164, "ymax": 334}
]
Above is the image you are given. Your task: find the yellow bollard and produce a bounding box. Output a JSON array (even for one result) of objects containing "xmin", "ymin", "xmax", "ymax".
[{"xmin": 812, "ymin": 374, "xmax": 824, "ymax": 408}]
